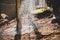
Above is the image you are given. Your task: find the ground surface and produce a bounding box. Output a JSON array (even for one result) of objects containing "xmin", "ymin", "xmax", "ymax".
[
  {"xmin": 21, "ymin": 17, "xmax": 60, "ymax": 40},
  {"xmin": 0, "ymin": 14, "xmax": 60, "ymax": 40}
]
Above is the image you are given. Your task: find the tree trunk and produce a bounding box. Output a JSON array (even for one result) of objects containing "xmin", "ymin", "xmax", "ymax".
[{"xmin": 20, "ymin": 0, "xmax": 36, "ymax": 35}]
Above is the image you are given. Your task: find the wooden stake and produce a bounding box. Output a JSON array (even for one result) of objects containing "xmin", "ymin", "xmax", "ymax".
[{"xmin": 15, "ymin": 0, "xmax": 22, "ymax": 40}]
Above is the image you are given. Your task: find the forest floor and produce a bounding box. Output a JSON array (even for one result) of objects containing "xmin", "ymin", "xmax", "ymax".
[{"xmin": 0, "ymin": 12, "xmax": 60, "ymax": 40}]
